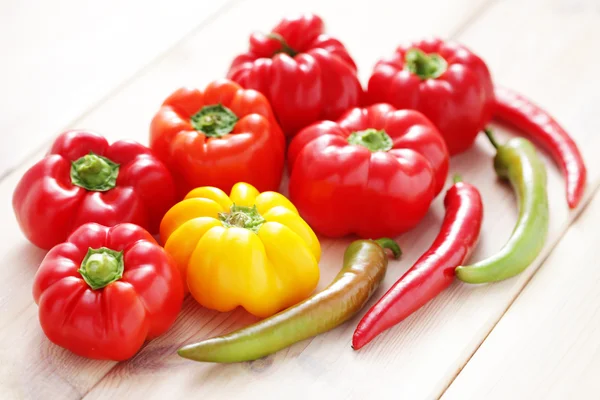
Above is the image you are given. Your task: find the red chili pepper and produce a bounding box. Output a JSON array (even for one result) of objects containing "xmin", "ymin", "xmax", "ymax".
[
  {"xmin": 352, "ymin": 176, "xmax": 483, "ymax": 350},
  {"xmin": 227, "ymin": 13, "xmax": 362, "ymax": 137},
  {"xmin": 493, "ymin": 86, "xmax": 586, "ymax": 208}
]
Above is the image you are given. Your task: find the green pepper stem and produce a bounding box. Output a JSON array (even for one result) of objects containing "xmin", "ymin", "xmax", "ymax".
[
  {"xmin": 190, "ymin": 104, "xmax": 238, "ymax": 137},
  {"xmin": 219, "ymin": 204, "xmax": 265, "ymax": 232},
  {"xmin": 375, "ymin": 238, "xmax": 402, "ymax": 259},
  {"xmin": 348, "ymin": 129, "xmax": 393, "ymax": 152},
  {"xmin": 78, "ymin": 247, "xmax": 124, "ymax": 290},
  {"xmin": 484, "ymin": 128, "xmax": 500, "ymax": 149},
  {"xmin": 70, "ymin": 152, "xmax": 119, "ymax": 192},
  {"xmin": 266, "ymin": 33, "xmax": 297, "ymax": 57},
  {"xmin": 453, "ymin": 174, "xmax": 463, "ymax": 184},
  {"xmin": 405, "ymin": 48, "xmax": 448, "ymax": 80}
]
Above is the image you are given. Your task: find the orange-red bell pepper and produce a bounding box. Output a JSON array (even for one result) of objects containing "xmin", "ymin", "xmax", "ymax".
[{"xmin": 150, "ymin": 79, "xmax": 285, "ymax": 196}]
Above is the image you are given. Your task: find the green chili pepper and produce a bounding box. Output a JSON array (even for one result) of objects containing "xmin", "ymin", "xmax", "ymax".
[
  {"xmin": 178, "ymin": 238, "xmax": 401, "ymax": 363},
  {"xmin": 455, "ymin": 130, "xmax": 549, "ymax": 283}
]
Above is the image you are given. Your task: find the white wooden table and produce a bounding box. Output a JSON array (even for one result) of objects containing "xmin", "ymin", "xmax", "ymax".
[{"xmin": 2, "ymin": 0, "xmax": 599, "ymax": 398}]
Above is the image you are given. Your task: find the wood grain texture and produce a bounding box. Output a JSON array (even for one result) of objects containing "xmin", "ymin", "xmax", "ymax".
[
  {"xmin": 80, "ymin": 0, "xmax": 600, "ymax": 398},
  {"xmin": 0, "ymin": 0, "xmax": 489, "ymax": 399},
  {"xmin": 0, "ymin": 0, "xmax": 236, "ymax": 176},
  {"xmin": 1, "ymin": 0, "xmax": 599, "ymax": 399},
  {"xmin": 441, "ymin": 180, "xmax": 600, "ymax": 400},
  {"xmin": 0, "ymin": 0, "xmax": 488, "ymax": 398}
]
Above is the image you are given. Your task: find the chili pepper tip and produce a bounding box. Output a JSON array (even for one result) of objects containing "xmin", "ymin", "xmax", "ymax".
[
  {"xmin": 177, "ymin": 346, "xmax": 197, "ymax": 361},
  {"xmin": 375, "ymin": 238, "xmax": 401, "ymax": 259}
]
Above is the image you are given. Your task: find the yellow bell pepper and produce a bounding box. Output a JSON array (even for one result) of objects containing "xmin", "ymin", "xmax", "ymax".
[{"xmin": 160, "ymin": 182, "xmax": 321, "ymax": 318}]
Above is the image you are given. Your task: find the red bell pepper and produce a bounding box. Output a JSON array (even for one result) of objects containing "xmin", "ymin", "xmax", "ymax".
[
  {"xmin": 32, "ymin": 223, "xmax": 184, "ymax": 361},
  {"xmin": 150, "ymin": 79, "xmax": 285, "ymax": 196},
  {"xmin": 288, "ymin": 103, "xmax": 449, "ymax": 238},
  {"xmin": 227, "ymin": 13, "xmax": 362, "ymax": 137},
  {"xmin": 13, "ymin": 131, "xmax": 177, "ymax": 250},
  {"xmin": 366, "ymin": 38, "xmax": 494, "ymax": 155}
]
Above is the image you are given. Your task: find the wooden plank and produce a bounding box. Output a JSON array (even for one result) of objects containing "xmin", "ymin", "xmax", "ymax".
[
  {"xmin": 0, "ymin": 0, "xmax": 489, "ymax": 399},
  {"xmin": 438, "ymin": 5, "xmax": 600, "ymax": 395},
  {"xmin": 0, "ymin": 1, "xmax": 598, "ymax": 398},
  {"xmin": 0, "ymin": 0, "xmax": 236, "ymax": 177},
  {"xmin": 441, "ymin": 187, "xmax": 600, "ymax": 399},
  {"xmin": 78, "ymin": 0, "xmax": 600, "ymax": 398}
]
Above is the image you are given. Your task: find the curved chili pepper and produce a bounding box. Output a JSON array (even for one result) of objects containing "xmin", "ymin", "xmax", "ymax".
[
  {"xmin": 177, "ymin": 238, "xmax": 401, "ymax": 363},
  {"xmin": 352, "ymin": 176, "xmax": 483, "ymax": 350},
  {"xmin": 493, "ymin": 86, "xmax": 586, "ymax": 209},
  {"xmin": 456, "ymin": 130, "xmax": 549, "ymax": 283}
]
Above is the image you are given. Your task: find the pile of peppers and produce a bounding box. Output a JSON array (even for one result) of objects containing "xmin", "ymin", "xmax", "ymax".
[{"xmin": 13, "ymin": 13, "xmax": 586, "ymax": 362}]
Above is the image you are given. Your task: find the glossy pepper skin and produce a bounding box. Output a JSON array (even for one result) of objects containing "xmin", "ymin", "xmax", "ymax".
[
  {"xmin": 13, "ymin": 130, "xmax": 177, "ymax": 250},
  {"xmin": 160, "ymin": 182, "xmax": 321, "ymax": 318},
  {"xmin": 150, "ymin": 79, "xmax": 285, "ymax": 196},
  {"xmin": 288, "ymin": 103, "xmax": 449, "ymax": 238},
  {"xmin": 227, "ymin": 13, "xmax": 362, "ymax": 136},
  {"xmin": 32, "ymin": 223, "xmax": 184, "ymax": 361},
  {"xmin": 366, "ymin": 38, "xmax": 494, "ymax": 155},
  {"xmin": 494, "ymin": 86, "xmax": 586, "ymax": 209},
  {"xmin": 353, "ymin": 177, "xmax": 483, "ymax": 349},
  {"xmin": 178, "ymin": 238, "xmax": 400, "ymax": 363},
  {"xmin": 456, "ymin": 131, "xmax": 549, "ymax": 283}
]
